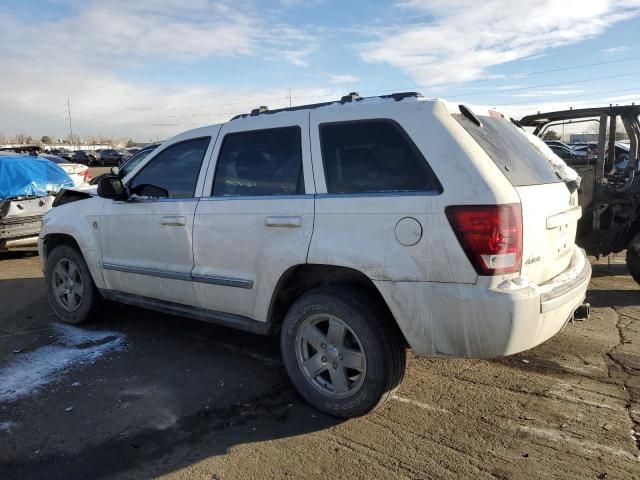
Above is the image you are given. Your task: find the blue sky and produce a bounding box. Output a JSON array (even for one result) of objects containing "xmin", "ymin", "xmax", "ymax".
[{"xmin": 0, "ymin": 0, "xmax": 638, "ymax": 140}]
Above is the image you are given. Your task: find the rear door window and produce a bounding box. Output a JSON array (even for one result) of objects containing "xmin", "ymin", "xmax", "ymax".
[
  {"xmin": 455, "ymin": 114, "xmax": 562, "ymax": 186},
  {"xmin": 319, "ymin": 120, "xmax": 441, "ymax": 194}
]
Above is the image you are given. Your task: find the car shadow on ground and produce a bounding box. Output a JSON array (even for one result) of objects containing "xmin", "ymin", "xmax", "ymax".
[
  {"xmin": 591, "ymin": 262, "xmax": 630, "ymax": 278},
  {"xmin": 0, "ymin": 277, "xmax": 342, "ymax": 479},
  {"xmin": 586, "ymin": 289, "xmax": 640, "ymax": 308}
]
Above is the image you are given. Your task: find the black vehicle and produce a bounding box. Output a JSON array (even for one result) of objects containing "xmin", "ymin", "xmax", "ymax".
[
  {"xmin": 95, "ymin": 148, "xmax": 124, "ymax": 166},
  {"xmin": 520, "ymin": 104, "xmax": 640, "ymax": 284},
  {"xmin": 69, "ymin": 150, "xmax": 94, "ymax": 165},
  {"xmin": 90, "ymin": 143, "xmax": 161, "ymax": 185},
  {"xmin": 548, "ymin": 144, "xmax": 580, "ymax": 163}
]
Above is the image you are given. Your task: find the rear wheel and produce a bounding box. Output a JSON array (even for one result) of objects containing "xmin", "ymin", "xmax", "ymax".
[
  {"xmin": 280, "ymin": 286, "xmax": 406, "ymax": 418},
  {"xmin": 626, "ymin": 234, "xmax": 640, "ymax": 285},
  {"xmin": 45, "ymin": 245, "xmax": 100, "ymax": 324}
]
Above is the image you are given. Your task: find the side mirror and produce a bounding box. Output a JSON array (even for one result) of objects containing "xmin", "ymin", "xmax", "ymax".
[
  {"xmin": 110, "ymin": 166, "xmax": 120, "ymax": 176},
  {"xmin": 97, "ymin": 175, "xmax": 127, "ymax": 200}
]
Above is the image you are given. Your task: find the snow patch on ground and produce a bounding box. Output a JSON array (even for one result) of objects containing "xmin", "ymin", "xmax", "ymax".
[{"xmin": 0, "ymin": 324, "xmax": 125, "ymax": 402}]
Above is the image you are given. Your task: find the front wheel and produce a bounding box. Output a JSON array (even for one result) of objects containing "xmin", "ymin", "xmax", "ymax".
[
  {"xmin": 280, "ymin": 287, "xmax": 406, "ymax": 418},
  {"xmin": 45, "ymin": 245, "xmax": 100, "ymax": 324},
  {"xmin": 626, "ymin": 234, "xmax": 640, "ymax": 285}
]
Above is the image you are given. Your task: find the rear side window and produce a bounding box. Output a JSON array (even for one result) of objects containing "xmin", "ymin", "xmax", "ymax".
[
  {"xmin": 319, "ymin": 120, "xmax": 441, "ymax": 194},
  {"xmin": 128, "ymin": 137, "xmax": 210, "ymax": 198},
  {"xmin": 212, "ymin": 126, "xmax": 303, "ymax": 197},
  {"xmin": 455, "ymin": 114, "xmax": 561, "ymax": 186}
]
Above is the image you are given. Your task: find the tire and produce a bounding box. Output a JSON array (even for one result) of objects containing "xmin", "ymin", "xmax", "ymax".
[
  {"xmin": 280, "ymin": 286, "xmax": 406, "ymax": 418},
  {"xmin": 626, "ymin": 234, "xmax": 640, "ymax": 285},
  {"xmin": 45, "ymin": 244, "xmax": 100, "ymax": 324},
  {"xmin": 100, "ymin": 158, "xmax": 105, "ymax": 167}
]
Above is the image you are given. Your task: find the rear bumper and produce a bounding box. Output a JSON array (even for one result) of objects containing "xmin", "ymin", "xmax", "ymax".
[
  {"xmin": 375, "ymin": 246, "xmax": 591, "ymax": 358},
  {"xmin": 0, "ymin": 216, "xmax": 43, "ymax": 251},
  {"xmin": 0, "ymin": 235, "xmax": 39, "ymax": 251}
]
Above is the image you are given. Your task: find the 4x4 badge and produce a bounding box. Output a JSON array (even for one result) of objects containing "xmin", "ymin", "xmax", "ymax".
[{"xmin": 525, "ymin": 256, "xmax": 541, "ymax": 265}]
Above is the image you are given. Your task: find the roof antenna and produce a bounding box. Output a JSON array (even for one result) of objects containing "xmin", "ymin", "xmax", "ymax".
[
  {"xmin": 250, "ymin": 106, "xmax": 268, "ymax": 116},
  {"xmin": 340, "ymin": 92, "xmax": 361, "ymax": 103}
]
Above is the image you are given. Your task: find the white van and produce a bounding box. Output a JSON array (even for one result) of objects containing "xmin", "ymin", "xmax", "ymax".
[{"xmin": 39, "ymin": 93, "xmax": 591, "ymax": 417}]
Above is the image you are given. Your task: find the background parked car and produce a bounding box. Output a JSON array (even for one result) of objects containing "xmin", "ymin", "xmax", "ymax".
[
  {"xmin": 547, "ymin": 144, "xmax": 579, "ymax": 163},
  {"xmin": 68, "ymin": 150, "xmax": 95, "ymax": 165},
  {"xmin": 89, "ymin": 142, "xmax": 161, "ymax": 185},
  {"xmin": 0, "ymin": 153, "xmax": 73, "ymax": 251},
  {"xmin": 40, "ymin": 154, "xmax": 92, "ymax": 186},
  {"xmin": 95, "ymin": 149, "xmax": 124, "ymax": 166}
]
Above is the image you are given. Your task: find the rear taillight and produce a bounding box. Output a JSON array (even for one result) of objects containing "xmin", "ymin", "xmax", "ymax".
[
  {"xmin": 83, "ymin": 170, "xmax": 92, "ymax": 182},
  {"xmin": 445, "ymin": 204, "xmax": 522, "ymax": 275}
]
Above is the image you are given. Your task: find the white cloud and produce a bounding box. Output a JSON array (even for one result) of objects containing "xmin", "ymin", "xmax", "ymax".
[
  {"xmin": 327, "ymin": 74, "xmax": 360, "ymax": 84},
  {"xmin": 601, "ymin": 46, "xmax": 629, "ymax": 55},
  {"xmin": 514, "ymin": 89, "xmax": 584, "ymax": 98},
  {"xmin": 0, "ymin": 1, "xmax": 319, "ymax": 68},
  {"xmin": 0, "ymin": 58, "xmax": 337, "ymax": 139},
  {"xmin": 0, "ymin": 0, "xmax": 325, "ymax": 139},
  {"xmin": 360, "ymin": 0, "xmax": 640, "ymax": 86}
]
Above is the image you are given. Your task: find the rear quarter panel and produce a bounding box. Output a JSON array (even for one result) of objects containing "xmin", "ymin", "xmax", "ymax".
[{"xmin": 307, "ymin": 99, "xmax": 520, "ymax": 283}]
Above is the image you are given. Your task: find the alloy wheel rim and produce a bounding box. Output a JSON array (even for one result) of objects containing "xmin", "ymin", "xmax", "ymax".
[
  {"xmin": 295, "ymin": 313, "xmax": 367, "ymax": 399},
  {"xmin": 51, "ymin": 258, "xmax": 83, "ymax": 312}
]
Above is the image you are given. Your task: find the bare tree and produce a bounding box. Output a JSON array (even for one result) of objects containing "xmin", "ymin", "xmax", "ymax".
[{"xmin": 10, "ymin": 133, "xmax": 29, "ymax": 144}]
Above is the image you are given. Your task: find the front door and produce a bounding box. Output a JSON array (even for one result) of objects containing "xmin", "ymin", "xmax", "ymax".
[
  {"xmin": 192, "ymin": 112, "xmax": 315, "ymax": 322},
  {"xmin": 99, "ymin": 135, "xmax": 215, "ymax": 306}
]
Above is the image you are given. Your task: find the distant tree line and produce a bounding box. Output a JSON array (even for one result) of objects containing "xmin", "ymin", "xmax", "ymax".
[{"xmin": 0, "ymin": 131, "xmax": 139, "ymax": 148}]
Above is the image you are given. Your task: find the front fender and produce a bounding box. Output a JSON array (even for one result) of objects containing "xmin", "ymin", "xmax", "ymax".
[{"xmin": 40, "ymin": 196, "xmax": 106, "ymax": 289}]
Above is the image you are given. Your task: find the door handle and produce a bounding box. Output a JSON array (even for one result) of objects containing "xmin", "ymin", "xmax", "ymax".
[
  {"xmin": 161, "ymin": 215, "xmax": 186, "ymax": 226},
  {"xmin": 265, "ymin": 216, "xmax": 302, "ymax": 228}
]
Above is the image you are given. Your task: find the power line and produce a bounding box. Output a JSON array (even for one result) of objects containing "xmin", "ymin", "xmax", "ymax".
[
  {"xmin": 69, "ymin": 56, "xmax": 640, "ymax": 113},
  {"xmin": 329, "ymin": 55, "xmax": 640, "ymax": 97},
  {"xmin": 442, "ymin": 71, "xmax": 640, "ymax": 99},
  {"xmin": 499, "ymin": 86, "xmax": 640, "ymax": 106}
]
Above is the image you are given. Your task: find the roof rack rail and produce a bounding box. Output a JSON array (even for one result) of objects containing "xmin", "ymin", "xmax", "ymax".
[{"xmin": 230, "ymin": 91, "xmax": 423, "ymax": 121}]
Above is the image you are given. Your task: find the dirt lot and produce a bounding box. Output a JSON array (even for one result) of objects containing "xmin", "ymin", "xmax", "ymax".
[{"xmin": 1, "ymin": 246, "xmax": 639, "ymax": 479}]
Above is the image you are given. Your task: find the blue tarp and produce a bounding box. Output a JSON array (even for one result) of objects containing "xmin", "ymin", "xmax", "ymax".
[{"xmin": 0, "ymin": 154, "xmax": 73, "ymax": 200}]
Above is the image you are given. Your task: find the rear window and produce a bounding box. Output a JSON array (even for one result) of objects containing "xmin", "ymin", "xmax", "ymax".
[
  {"xmin": 320, "ymin": 119, "xmax": 441, "ymax": 194},
  {"xmin": 455, "ymin": 114, "xmax": 561, "ymax": 186}
]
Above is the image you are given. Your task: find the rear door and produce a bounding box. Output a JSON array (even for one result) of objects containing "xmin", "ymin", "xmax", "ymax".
[
  {"xmin": 192, "ymin": 112, "xmax": 314, "ymax": 322},
  {"xmin": 455, "ymin": 113, "xmax": 580, "ymax": 283}
]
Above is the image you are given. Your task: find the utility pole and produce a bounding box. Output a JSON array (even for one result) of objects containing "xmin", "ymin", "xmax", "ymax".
[
  {"xmin": 67, "ymin": 98, "xmax": 74, "ymax": 147},
  {"xmin": 288, "ymin": 88, "xmax": 292, "ymax": 109}
]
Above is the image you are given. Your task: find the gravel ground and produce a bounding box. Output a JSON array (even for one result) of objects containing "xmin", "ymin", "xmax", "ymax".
[{"xmin": 0, "ymin": 250, "xmax": 638, "ymax": 480}]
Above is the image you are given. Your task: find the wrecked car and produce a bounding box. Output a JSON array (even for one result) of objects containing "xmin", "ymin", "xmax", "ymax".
[
  {"xmin": 0, "ymin": 153, "xmax": 73, "ymax": 251},
  {"xmin": 520, "ymin": 105, "xmax": 640, "ymax": 284},
  {"xmin": 40, "ymin": 93, "xmax": 590, "ymax": 417}
]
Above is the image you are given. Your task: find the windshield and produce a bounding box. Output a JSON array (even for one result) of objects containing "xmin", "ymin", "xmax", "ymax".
[
  {"xmin": 454, "ymin": 113, "xmax": 562, "ymax": 187},
  {"xmin": 120, "ymin": 148, "xmax": 154, "ymax": 177}
]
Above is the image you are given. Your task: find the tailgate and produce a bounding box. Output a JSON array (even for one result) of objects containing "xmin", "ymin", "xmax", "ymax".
[{"xmin": 516, "ymin": 183, "xmax": 580, "ymax": 284}]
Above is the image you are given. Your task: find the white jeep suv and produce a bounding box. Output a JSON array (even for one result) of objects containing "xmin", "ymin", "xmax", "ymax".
[{"xmin": 39, "ymin": 93, "xmax": 591, "ymax": 417}]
